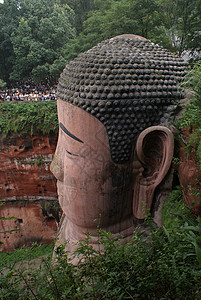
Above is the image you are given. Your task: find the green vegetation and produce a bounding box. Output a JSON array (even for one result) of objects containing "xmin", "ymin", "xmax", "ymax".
[
  {"xmin": 178, "ymin": 63, "xmax": 201, "ymax": 168},
  {"xmin": 0, "ymin": 0, "xmax": 200, "ymax": 84},
  {"xmin": 60, "ymin": 0, "xmax": 95, "ymax": 34},
  {"xmin": 0, "ymin": 101, "xmax": 58, "ymax": 137},
  {"xmin": 0, "ymin": 1, "xmax": 200, "ymax": 299},
  {"xmin": 0, "ymin": 192, "xmax": 201, "ymax": 299},
  {"xmin": 63, "ymin": 0, "xmax": 201, "ymax": 63},
  {"xmin": 162, "ymin": 185, "xmax": 185, "ymax": 228},
  {"xmin": 0, "ymin": 79, "xmax": 6, "ymax": 89},
  {"xmin": 0, "ymin": 0, "xmax": 76, "ymax": 84},
  {"xmin": 0, "ymin": 243, "xmax": 54, "ymax": 269}
]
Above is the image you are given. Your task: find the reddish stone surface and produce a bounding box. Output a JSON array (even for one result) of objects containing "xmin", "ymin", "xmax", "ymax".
[
  {"xmin": 51, "ymin": 100, "xmax": 174, "ymax": 259},
  {"xmin": 0, "ymin": 203, "xmax": 58, "ymax": 252},
  {"xmin": 179, "ymin": 128, "xmax": 201, "ymax": 215},
  {"xmin": 0, "ymin": 133, "xmax": 59, "ymax": 251}
]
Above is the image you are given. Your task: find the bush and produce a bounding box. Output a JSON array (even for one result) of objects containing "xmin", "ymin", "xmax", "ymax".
[
  {"xmin": 178, "ymin": 63, "xmax": 201, "ymax": 169},
  {"xmin": 1, "ymin": 203, "xmax": 201, "ymax": 299},
  {"xmin": 0, "ymin": 101, "xmax": 58, "ymax": 136}
]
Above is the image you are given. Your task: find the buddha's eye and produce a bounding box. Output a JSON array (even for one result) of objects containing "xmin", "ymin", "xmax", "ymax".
[{"xmin": 66, "ymin": 150, "xmax": 79, "ymax": 157}]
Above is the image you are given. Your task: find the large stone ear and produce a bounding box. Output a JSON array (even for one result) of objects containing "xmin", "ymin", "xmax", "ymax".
[{"xmin": 133, "ymin": 126, "xmax": 174, "ymax": 219}]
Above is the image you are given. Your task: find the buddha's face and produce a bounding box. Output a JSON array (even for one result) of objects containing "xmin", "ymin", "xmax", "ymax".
[
  {"xmin": 50, "ymin": 99, "xmax": 140, "ymax": 229},
  {"xmin": 51, "ymin": 99, "xmax": 174, "ymax": 231}
]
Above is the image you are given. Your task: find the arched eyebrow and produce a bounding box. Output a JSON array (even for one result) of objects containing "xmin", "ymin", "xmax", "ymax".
[{"xmin": 59, "ymin": 122, "xmax": 84, "ymax": 143}]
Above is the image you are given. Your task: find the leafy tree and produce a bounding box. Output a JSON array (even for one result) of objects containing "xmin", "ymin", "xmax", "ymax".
[
  {"xmin": 0, "ymin": 0, "xmax": 200, "ymax": 84},
  {"xmin": 60, "ymin": 0, "xmax": 95, "ymax": 33},
  {"xmin": 0, "ymin": 79, "xmax": 6, "ymax": 89},
  {"xmin": 93, "ymin": 0, "xmax": 160, "ymax": 39},
  {"xmin": 0, "ymin": 0, "xmax": 20, "ymax": 83},
  {"xmin": 159, "ymin": 0, "xmax": 201, "ymax": 56},
  {"xmin": 63, "ymin": 0, "xmax": 163, "ymax": 61},
  {"xmin": 9, "ymin": 0, "xmax": 76, "ymax": 83},
  {"xmin": 64, "ymin": 0, "xmax": 200, "ymax": 62}
]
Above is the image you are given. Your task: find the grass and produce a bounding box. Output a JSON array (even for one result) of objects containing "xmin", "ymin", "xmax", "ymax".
[{"xmin": 0, "ymin": 243, "xmax": 54, "ymax": 269}]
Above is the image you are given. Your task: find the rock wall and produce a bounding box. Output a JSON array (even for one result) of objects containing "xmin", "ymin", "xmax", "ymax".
[
  {"xmin": 179, "ymin": 128, "xmax": 201, "ymax": 215},
  {"xmin": 0, "ymin": 133, "xmax": 60, "ymax": 251}
]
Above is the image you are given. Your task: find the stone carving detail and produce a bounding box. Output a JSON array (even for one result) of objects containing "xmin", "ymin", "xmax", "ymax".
[
  {"xmin": 51, "ymin": 35, "xmax": 186, "ymax": 255},
  {"xmin": 57, "ymin": 35, "xmax": 186, "ymax": 163},
  {"xmin": 133, "ymin": 126, "xmax": 174, "ymax": 219}
]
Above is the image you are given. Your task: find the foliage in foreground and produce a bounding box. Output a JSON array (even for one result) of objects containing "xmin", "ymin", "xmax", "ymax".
[
  {"xmin": 1, "ymin": 192, "xmax": 201, "ymax": 300},
  {"xmin": 0, "ymin": 101, "xmax": 58, "ymax": 137},
  {"xmin": 178, "ymin": 63, "xmax": 201, "ymax": 169}
]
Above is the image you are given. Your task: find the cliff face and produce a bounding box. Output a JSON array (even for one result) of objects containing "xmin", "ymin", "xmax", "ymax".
[
  {"xmin": 0, "ymin": 133, "xmax": 60, "ymax": 251},
  {"xmin": 179, "ymin": 128, "xmax": 201, "ymax": 216}
]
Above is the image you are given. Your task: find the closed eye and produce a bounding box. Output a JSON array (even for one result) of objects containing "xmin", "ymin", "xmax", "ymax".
[
  {"xmin": 66, "ymin": 150, "xmax": 79, "ymax": 157},
  {"xmin": 60, "ymin": 122, "xmax": 83, "ymax": 143}
]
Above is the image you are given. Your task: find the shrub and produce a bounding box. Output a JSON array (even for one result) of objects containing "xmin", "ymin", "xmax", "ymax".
[
  {"xmin": 0, "ymin": 101, "xmax": 58, "ymax": 137},
  {"xmin": 1, "ymin": 207, "xmax": 201, "ymax": 299},
  {"xmin": 178, "ymin": 63, "xmax": 201, "ymax": 169}
]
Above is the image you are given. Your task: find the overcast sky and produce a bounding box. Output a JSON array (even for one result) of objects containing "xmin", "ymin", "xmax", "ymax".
[{"xmin": 0, "ymin": 0, "xmax": 4, "ymax": 3}]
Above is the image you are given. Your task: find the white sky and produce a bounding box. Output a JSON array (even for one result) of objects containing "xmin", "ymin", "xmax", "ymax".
[{"xmin": 0, "ymin": 0, "xmax": 4, "ymax": 3}]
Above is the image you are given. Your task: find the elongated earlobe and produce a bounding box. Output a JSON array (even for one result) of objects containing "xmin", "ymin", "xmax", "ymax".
[{"xmin": 133, "ymin": 126, "xmax": 174, "ymax": 219}]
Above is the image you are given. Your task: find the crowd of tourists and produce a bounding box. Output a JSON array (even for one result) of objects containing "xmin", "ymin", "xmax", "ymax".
[{"xmin": 0, "ymin": 79, "xmax": 57, "ymax": 102}]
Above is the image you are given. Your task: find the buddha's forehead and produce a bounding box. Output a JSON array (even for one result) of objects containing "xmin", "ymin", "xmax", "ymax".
[{"xmin": 57, "ymin": 35, "xmax": 187, "ymax": 164}]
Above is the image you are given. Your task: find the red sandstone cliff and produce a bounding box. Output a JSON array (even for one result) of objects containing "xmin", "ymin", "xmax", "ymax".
[
  {"xmin": 179, "ymin": 128, "xmax": 201, "ymax": 215},
  {"xmin": 0, "ymin": 133, "xmax": 59, "ymax": 251}
]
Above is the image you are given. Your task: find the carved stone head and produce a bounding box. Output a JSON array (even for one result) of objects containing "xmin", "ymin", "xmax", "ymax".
[{"xmin": 51, "ymin": 35, "xmax": 186, "ymax": 250}]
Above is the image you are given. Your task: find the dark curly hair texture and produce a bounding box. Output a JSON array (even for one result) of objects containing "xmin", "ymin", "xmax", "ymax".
[{"xmin": 57, "ymin": 35, "xmax": 187, "ymax": 164}]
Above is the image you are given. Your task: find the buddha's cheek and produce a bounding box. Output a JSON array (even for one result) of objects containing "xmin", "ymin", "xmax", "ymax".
[{"xmin": 61, "ymin": 155, "xmax": 133, "ymax": 227}]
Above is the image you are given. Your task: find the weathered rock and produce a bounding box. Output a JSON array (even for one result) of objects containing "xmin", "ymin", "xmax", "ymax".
[
  {"xmin": 0, "ymin": 203, "xmax": 58, "ymax": 251},
  {"xmin": 179, "ymin": 128, "xmax": 201, "ymax": 215},
  {"xmin": 0, "ymin": 133, "xmax": 59, "ymax": 251}
]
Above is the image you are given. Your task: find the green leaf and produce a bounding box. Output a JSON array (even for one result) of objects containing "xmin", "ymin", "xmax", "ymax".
[{"xmin": 195, "ymin": 242, "xmax": 201, "ymax": 267}]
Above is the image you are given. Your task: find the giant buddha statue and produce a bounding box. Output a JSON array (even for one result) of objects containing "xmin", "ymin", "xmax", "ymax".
[{"xmin": 50, "ymin": 34, "xmax": 186, "ymax": 254}]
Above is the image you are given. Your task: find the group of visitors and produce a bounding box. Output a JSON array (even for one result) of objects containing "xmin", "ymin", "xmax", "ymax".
[{"xmin": 0, "ymin": 79, "xmax": 57, "ymax": 102}]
